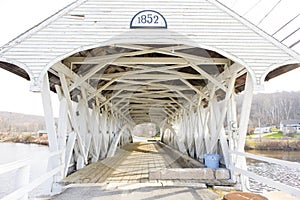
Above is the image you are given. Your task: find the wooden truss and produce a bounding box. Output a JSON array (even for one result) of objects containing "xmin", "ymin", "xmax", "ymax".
[{"xmin": 41, "ymin": 43, "xmax": 253, "ymax": 189}]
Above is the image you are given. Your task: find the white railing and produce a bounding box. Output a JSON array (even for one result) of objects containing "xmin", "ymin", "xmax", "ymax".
[
  {"xmin": 230, "ymin": 151, "xmax": 300, "ymax": 198},
  {"xmin": 0, "ymin": 151, "xmax": 63, "ymax": 200}
]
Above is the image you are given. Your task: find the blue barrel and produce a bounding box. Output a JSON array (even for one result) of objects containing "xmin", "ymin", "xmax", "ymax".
[{"xmin": 204, "ymin": 154, "xmax": 220, "ymax": 168}]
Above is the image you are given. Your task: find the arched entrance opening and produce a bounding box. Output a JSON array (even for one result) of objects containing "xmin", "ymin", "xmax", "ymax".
[
  {"xmin": 0, "ymin": 0, "xmax": 299, "ymax": 197},
  {"xmin": 45, "ymin": 42, "xmax": 254, "ymax": 179},
  {"xmin": 133, "ymin": 123, "xmax": 158, "ymax": 139}
]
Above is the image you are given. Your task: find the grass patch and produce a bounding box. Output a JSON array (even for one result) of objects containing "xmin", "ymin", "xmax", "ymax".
[
  {"xmin": 264, "ymin": 133, "xmax": 283, "ymax": 138},
  {"xmin": 246, "ymin": 134, "xmax": 256, "ymax": 139},
  {"xmin": 270, "ymin": 127, "xmax": 280, "ymax": 132}
]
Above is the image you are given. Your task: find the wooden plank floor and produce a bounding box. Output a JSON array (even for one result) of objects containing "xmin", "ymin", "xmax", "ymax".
[{"xmin": 61, "ymin": 142, "xmax": 181, "ymax": 184}]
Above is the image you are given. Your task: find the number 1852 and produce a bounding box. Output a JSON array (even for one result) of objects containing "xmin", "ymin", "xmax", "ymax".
[{"xmin": 138, "ymin": 14, "xmax": 159, "ymax": 24}]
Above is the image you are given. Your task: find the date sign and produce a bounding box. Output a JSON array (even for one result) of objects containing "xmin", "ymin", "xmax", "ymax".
[{"xmin": 130, "ymin": 10, "xmax": 167, "ymax": 29}]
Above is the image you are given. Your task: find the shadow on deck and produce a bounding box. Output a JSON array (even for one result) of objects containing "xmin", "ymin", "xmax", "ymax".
[
  {"xmin": 54, "ymin": 142, "xmax": 236, "ymax": 200},
  {"xmin": 60, "ymin": 141, "xmax": 233, "ymax": 187},
  {"xmin": 61, "ymin": 141, "xmax": 183, "ymax": 185}
]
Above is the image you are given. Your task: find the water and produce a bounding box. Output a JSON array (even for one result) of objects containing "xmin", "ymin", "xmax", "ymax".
[
  {"xmin": 0, "ymin": 142, "xmax": 51, "ymax": 199},
  {"xmin": 247, "ymin": 149, "xmax": 300, "ymax": 163},
  {"xmin": 246, "ymin": 149, "xmax": 300, "ymax": 193}
]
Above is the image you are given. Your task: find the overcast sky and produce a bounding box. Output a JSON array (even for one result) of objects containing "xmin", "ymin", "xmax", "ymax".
[{"xmin": 0, "ymin": 0, "xmax": 299, "ymax": 116}]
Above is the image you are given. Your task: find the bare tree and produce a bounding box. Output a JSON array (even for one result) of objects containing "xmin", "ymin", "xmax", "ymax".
[{"xmin": 239, "ymin": 91, "xmax": 300, "ymax": 128}]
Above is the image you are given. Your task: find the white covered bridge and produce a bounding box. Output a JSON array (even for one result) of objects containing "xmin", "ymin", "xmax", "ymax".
[{"xmin": 0, "ymin": 0, "xmax": 300, "ymax": 199}]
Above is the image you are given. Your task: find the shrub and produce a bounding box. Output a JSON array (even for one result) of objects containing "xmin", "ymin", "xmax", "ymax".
[{"xmin": 23, "ymin": 133, "xmax": 33, "ymax": 143}]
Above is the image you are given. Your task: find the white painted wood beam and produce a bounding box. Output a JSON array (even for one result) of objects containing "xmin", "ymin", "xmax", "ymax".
[
  {"xmin": 63, "ymin": 132, "xmax": 76, "ymax": 177},
  {"xmin": 129, "ymin": 110, "xmax": 164, "ymax": 115},
  {"xmin": 173, "ymin": 90, "xmax": 196, "ymax": 106},
  {"xmin": 65, "ymin": 48, "xmax": 157, "ymax": 64},
  {"xmin": 41, "ymin": 74, "xmax": 58, "ymax": 152},
  {"xmin": 51, "ymin": 62, "xmax": 106, "ymax": 102},
  {"xmin": 129, "ymin": 89, "xmax": 172, "ymax": 97},
  {"xmin": 114, "ymin": 93, "xmax": 185, "ymax": 99},
  {"xmin": 162, "ymin": 109, "xmax": 173, "ymax": 118},
  {"xmin": 69, "ymin": 61, "xmax": 108, "ymax": 91},
  {"xmin": 169, "ymin": 97, "xmax": 185, "ymax": 110},
  {"xmin": 54, "ymin": 85, "xmax": 69, "ymax": 177},
  {"xmin": 164, "ymin": 123, "xmax": 187, "ymax": 154},
  {"xmin": 180, "ymin": 78, "xmax": 208, "ymax": 99},
  {"xmin": 90, "ymin": 63, "xmax": 190, "ymax": 80},
  {"xmin": 209, "ymin": 71, "xmax": 237, "ymax": 167},
  {"xmin": 130, "ymin": 114, "xmax": 164, "ymax": 118},
  {"xmin": 77, "ymin": 88, "xmax": 93, "ymax": 161},
  {"xmin": 120, "ymin": 107, "xmax": 130, "ymax": 115},
  {"xmin": 54, "ymin": 85, "xmax": 68, "ymax": 151},
  {"xmin": 124, "ymin": 98, "xmax": 177, "ymax": 105},
  {"xmin": 233, "ymin": 73, "xmax": 253, "ymax": 190},
  {"xmin": 237, "ymin": 73, "xmax": 254, "ymax": 152},
  {"xmin": 117, "ymin": 102, "xmax": 129, "ymax": 112},
  {"xmin": 113, "ymin": 57, "xmax": 188, "ymax": 65},
  {"xmin": 122, "ymin": 63, "xmax": 189, "ymax": 71},
  {"xmin": 53, "ymin": 62, "xmax": 134, "ymax": 126},
  {"xmin": 96, "ymin": 72, "xmax": 203, "ymax": 81},
  {"xmin": 99, "ymin": 90, "xmax": 124, "ymax": 108},
  {"xmin": 114, "ymin": 44, "xmax": 192, "ymax": 52},
  {"xmin": 190, "ymin": 62, "xmax": 227, "ymax": 91},
  {"xmin": 103, "ymin": 83, "xmax": 194, "ymax": 92},
  {"xmin": 202, "ymin": 85, "xmax": 216, "ymax": 154},
  {"xmin": 113, "ymin": 44, "xmax": 229, "ymax": 66},
  {"xmin": 93, "ymin": 65, "xmax": 191, "ymax": 78},
  {"xmin": 88, "ymin": 77, "xmax": 118, "ymax": 100},
  {"xmin": 58, "ymin": 71, "xmax": 87, "ymax": 163},
  {"xmin": 111, "ymin": 97, "xmax": 128, "ymax": 108},
  {"xmin": 156, "ymin": 49, "xmax": 230, "ymax": 65},
  {"xmin": 164, "ymin": 107, "xmax": 176, "ymax": 116},
  {"xmin": 90, "ymin": 107, "xmax": 101, "ymax": 162}
]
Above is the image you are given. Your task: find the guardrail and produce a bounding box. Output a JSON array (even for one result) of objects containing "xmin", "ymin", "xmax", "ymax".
[
  {"xmin": 230, "ymin": 151, "xmax": 300, "ymax": 198},
  {"xmin": 0, "ymin": 151, "xmax": 63, "ymax": 200}
]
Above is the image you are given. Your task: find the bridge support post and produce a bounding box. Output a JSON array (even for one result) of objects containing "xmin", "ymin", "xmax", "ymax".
[
  {"xmin": 107, "ymin": 124, "xmax": 131, "ymax": 157},
  {"xmin": 41, "ymin": 74, "xmax": 63, "ymax": 195},
  {"xmin": 54, "ymin": 84, "xmax": 76, "ymax": 174},
  {"xmin": 232, "ymin": 72, "xmax": 254, "ymax": 190}
]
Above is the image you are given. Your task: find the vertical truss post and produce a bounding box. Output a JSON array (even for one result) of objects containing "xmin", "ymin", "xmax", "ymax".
[
  {"xmin": 54, "ymin": 85, "xmax": 69, "ymax": 177},
  {"xmin": 41, "ymin": 74, "xmax": 58, "ymax": 152},
  {"xmin": 90, "ymin": 105, "xmax": 102, "ymax": 162},
  {"xmin": 40, "ymin": 74, "xmax": 62, "ymax": 194},
  {"xmin": 58, "ymin": 71, "xmax": 87, "ymax": 168},
  {"xmin": 100, "ymin": 110, "xmax": 109, "ymax": 159},
  {"xmin": 235, "ymin": 72, "xmax": 254, "ymax": 190}
]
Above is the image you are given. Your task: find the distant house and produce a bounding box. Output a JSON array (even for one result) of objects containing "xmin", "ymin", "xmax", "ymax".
[
  {"xmin": 280, "ymin": 120, "xmax": 300, "ymax": 134},
  {"xmin": 38, "ymin": 130, "xmax": 48, "ymax": 137},
  {"xmin": 253, "ymin": 127, "xmax": 271, "ymax": 134}
]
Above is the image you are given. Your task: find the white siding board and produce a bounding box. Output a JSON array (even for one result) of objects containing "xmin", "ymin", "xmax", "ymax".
[{"xmin": 0, "ymin": 0, "xmax": 298, "ymax": 85}]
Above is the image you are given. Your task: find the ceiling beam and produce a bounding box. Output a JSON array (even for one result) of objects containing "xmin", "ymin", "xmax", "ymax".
[
  {"xmin": 113, "ymin": 57, "xmax": 188, "ymax": 65},
  {"xmin": 69, "ymin": 61, "xmax": 108, "ymax": 91},
  {"xmin": 189, "ymin": 62, "xmax": 227, "ymax": 92}
]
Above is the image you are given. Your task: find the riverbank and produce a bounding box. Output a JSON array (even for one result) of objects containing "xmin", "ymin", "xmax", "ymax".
[
  {"xmin": 0, "ymin": 133, "xmax": 48, "ymax": 145},
  {"xmin": 1, "ymin": 133, "xmax": 300, "ymax": 150},
  {"xmin": 245, "ymin": 138, "xmax": 300, "ymax": 150}
]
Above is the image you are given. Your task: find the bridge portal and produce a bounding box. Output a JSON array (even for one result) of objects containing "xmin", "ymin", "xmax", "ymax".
[{"xmin": 0, "ymin": 0, "xmax": 300, "ymax": 197}]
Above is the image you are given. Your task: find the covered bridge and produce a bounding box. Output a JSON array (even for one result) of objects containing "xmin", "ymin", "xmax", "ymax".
[{"xmin": 0, "ymin": 0, "xmax": 299, "ymax": 196}]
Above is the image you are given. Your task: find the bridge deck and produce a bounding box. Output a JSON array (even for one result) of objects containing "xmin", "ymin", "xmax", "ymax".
[
  {"xmin": 61, "ymin": 141, "xmax": 181, "ymax": 184},
  {"xmin": 56, "ymin": 141, "xmax": 221, "ymax": 200}
]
